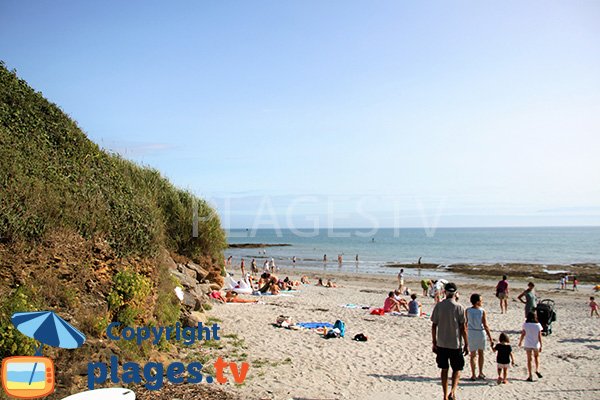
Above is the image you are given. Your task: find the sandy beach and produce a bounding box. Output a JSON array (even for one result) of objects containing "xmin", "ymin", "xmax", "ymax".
[{"xmin": 213, "ymin": 268, "xmax": 599, "ymax": 400}]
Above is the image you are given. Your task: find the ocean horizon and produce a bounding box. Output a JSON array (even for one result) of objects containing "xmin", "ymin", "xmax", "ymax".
[{"xmin": 225, "ymin": 226, "xmax": 600, "ymax": 275}]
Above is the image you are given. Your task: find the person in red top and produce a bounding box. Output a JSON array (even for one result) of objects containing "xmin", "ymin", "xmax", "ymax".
[
  {"xmin": 383, "ymin": 291, "xmax": 407, "ymax": 313},
  {"xmin": 496, "ymin": 275, "xmax": 509, "ymax": 314}
]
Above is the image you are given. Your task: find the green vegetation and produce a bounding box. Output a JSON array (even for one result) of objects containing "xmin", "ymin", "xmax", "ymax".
[
  {"xmin": 153, "ymin": 263, "xmax": 181, "ymax": 326},
  {"xmin": 206, "ymin": 316, "xmax": 223, "ymax": 324},
  {"xmin": 0, "ymin": 62, "xmax": 228, "ymax": 368},
  {"xmin": 0, "ymin": 287, "xmax": 40, "ymax": 358},
  {"xmin": 0, "ymin": 61, "xmax": 226, "ymax": 261},
  {"xmin": 107, "ymin": 269, "xmax": 151, "ymax": 325},
  {"xmin": 108, "ymin": 269, "xmax": 152, "ymax": 310}
]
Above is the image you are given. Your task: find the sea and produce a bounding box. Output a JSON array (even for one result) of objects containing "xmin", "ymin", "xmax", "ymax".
[{"xmin": 224, "ymin": 227, "xmax": 600, "ymax": 277}]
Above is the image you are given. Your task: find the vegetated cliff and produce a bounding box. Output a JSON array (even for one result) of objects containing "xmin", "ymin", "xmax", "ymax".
[{"xmin": 0, "ymin": 62, "xmax": 230, "ymax": 398}]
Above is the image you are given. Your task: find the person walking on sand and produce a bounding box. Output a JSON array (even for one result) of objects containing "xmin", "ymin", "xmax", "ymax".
[
  {"xmin": 495, "ymin": 275, "xmax": 509, "ymax": 314},
  {"xmin": 589, "ymin": 296, "xmax": 599, "ymax": 317},
  {"xmin": 518, "ymin": 312, "xmax": 543, "ymax": 382},
  {"xmin": 572, "ymin": 276, "xmax": 578, "ymax": 291},
  {"xmin": 465, "ymin": 294, "xmax": 494, "ymax": 381},
  {"xmin": 397, "ymin": 268, "xmax": 405, "ymax": 292},
  {"xmin": 493, "ymin": 333, "xmax": 515, "ymax": 384},
  {"xmin": 431, "ymin": 282, "xmax": 468, "ymax": 400},
  {"xmin": 518, "ymin": 282, "xmax": 537, "ymax": 317}
]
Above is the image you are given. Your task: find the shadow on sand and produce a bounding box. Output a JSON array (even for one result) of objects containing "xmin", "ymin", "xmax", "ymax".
[
  {"xmin": 367, "ymin": 374, "xmax": 491, "ymax": 386},
  {"xmin": 558, "ymin": 338, "xmax": 600, "ymax": 344}
]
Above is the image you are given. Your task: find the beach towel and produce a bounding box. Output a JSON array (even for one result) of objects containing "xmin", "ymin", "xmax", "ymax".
[
  {"xmin": 296, "ymin": 322, "xmax": 334, "ymax": 329},
  {"xmin": 340, "ymin": 304, "xmax": 370, "ymax": 309},
  {"xmin": 252, "ymin": 292, "xmax": 294, "ymax": 297},
  {"xmin": 390, "ymin": 311, "xmax": 407, "ymax": 316},
  {"xmin": 370, "ymin": 308, "xmax": 385, "ymax": 316}
]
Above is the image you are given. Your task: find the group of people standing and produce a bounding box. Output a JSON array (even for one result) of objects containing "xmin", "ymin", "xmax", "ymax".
[
  {"xmin": 431, "ymin": 279, "xmax": 545, "ymax": 400},
  {"xmin": 558, "ymin": 275, "xmax": 578, "ymax": 291}
]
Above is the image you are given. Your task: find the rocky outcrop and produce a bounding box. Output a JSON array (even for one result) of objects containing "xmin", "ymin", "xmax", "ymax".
[{"xmin": 166, "ymin": 254, "xmax": 220, "ymax": 319}]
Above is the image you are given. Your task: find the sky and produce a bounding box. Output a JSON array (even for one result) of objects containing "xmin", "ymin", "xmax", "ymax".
[{"xmin": 1, "ymin": 1, "xmax": 599, "ymax": 229}]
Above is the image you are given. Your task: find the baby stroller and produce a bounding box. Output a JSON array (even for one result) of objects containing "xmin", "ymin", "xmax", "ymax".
[{"xmin": 536, "ymin": 299, "xmax": 556, "ymax": 336}]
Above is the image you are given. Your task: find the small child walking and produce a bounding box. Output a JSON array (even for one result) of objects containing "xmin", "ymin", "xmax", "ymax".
[
  {"xmin": 590, "ymin": 297, "xmax": 599, "ymax": 318},
  {"xmin": 493, "ymin": 333, "xmax": 515, "ymax": 384}
]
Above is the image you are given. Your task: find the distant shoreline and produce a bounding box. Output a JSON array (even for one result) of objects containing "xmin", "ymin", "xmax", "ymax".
[
  {"xmin": 228, "ymin": 243, "xmax": 292, "ymax": 248},
  {"xmin": 384, "ymin": 262, "xmax": 600, "ymax": 281}
]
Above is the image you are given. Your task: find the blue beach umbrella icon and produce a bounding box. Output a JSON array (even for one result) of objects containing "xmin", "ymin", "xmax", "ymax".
[{"xmin": 11, "ymin": 311, "xmax": 86, "ymax": 385}]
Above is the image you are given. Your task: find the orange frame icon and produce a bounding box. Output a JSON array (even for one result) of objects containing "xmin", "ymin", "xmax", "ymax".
[{"xmin": 1, "ymin": 356, "xmax": 55, "ymax": 399}]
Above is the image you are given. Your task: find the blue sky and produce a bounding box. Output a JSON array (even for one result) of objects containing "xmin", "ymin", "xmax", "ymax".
[{"xmin": 1, "ymin": 1, "xmax": 599, "ymax": 228}]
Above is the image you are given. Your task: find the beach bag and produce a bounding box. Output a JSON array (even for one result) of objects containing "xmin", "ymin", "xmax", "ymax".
[
  {"xmin": 333, "ymin": 320, "xmax": 346, "ymax": 337},
  {"xmin": 353, "ymin": 333, "xmax": 368, "ymax": 342}
]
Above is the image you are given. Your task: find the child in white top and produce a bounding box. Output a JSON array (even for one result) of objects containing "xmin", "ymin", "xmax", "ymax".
[{"xmin": 518, "ymin": 311, "xmax": 543, "ymax": 382}]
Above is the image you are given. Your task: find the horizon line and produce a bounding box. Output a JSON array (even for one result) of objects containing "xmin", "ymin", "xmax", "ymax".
[{"xmin": 225, "ymin": 225, "xmax": 600, "ymax": 230}]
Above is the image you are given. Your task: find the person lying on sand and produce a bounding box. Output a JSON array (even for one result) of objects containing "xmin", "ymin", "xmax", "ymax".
[
  {"xmin": 210, "ymin": 290, "xmax": 258, "ymax": 304},
  {"xmin": 301, "ymin": 276, "xmax": 310, "ymax": 284},
  {"xmin": 278, "ymin": 279, "xmax": 291, "ymax": 291},
  {"xmin": 210, "ymin": 290, "xmax": 227, "ymax": 303},
  {"xmin": 225, "ymin": 290, "xmax": 259, "ymax": 303},
  {"xmin": 283, "ymin": 276, "xmax": 300, "ymax": 289},
  {"xmin": 326, "ymin": 279, "xmax": 337, "ymax": 288},
  {"xmin": 316, "ymin": 278, "xmax": 324, "ymax": 286}
]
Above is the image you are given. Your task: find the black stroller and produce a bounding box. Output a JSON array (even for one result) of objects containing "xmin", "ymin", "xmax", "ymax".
[{"xmin": 536, "ymin": 299, "xmax": 556, "ymax": 336}]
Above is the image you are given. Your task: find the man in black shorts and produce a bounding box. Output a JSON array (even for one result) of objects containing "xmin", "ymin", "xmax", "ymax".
[{"xmin": 431, "ymin": 282, "xmax": 468, "ymax": 400}]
